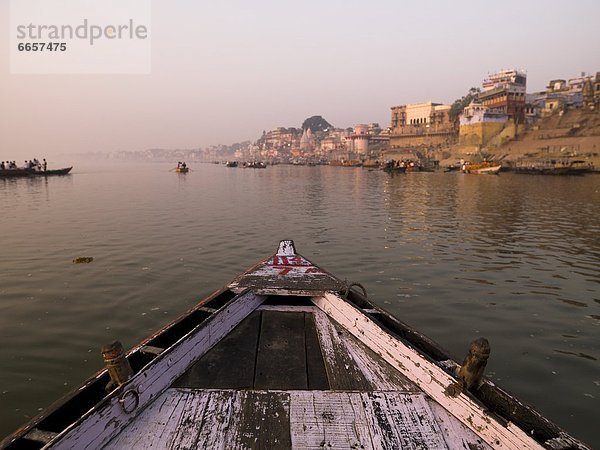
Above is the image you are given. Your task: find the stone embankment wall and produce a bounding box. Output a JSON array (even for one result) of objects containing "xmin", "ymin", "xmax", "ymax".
[{"xmin": 438, "ymin": 109, "xmax": 600, "ymax": 168}]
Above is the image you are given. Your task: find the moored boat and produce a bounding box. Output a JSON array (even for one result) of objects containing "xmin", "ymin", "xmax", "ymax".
[
  {"xmin": 247, "ymin": 161, "xmax": 266, "ymax": 168},
  {"xmin": 381, "ymin": 160, "xmax": 406, "ymax": 173},
  {"xmin": 0, "ymin": 241, "xmax": 590, "ymax": 449},
  {"xmin": 330, "ymin": 159, "xmax": 362, "ymax": 167},
  {"xmin": 513, "ymin": 159, "xmax": 593, "ymax": 175},
  {"xmin": 0, "ymin": 167, "xmax": 72, "ymax": 178},
  {"xmin": 361, "ymin": 159, "xmax": 381, "ymax": 168},
  {"xmin": 462, "ymin": 161, "xmax": 502, "ymax": 175},
  {"xmin": 225, "ymin": 161, "xmax": 238, "ymax": 167}
]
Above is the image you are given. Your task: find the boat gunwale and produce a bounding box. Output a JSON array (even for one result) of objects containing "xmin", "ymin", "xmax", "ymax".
[{"xmin": 0, "ymin": 285, "xmax": 243, "ymax": 449}]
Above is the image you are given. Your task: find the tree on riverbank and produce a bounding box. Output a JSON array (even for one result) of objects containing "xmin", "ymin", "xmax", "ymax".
[
  {"xmin": 302, "ymin": 115, "xmax": 333, "ymax": 133},
  {"xmin": 450, "ymin": 87, "xmax": 481, "ymax": 122}
]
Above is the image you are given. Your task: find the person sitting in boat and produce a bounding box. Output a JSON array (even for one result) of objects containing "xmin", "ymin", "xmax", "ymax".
[
  {"xmin": 0, "ymin": 161, "xmax": 5, "ymax": 170},
  {"xmin": 181, "ymin": 162, "xmax": 186, "ymax": 169},
  {"xmin": 43, "ymin": 158, "xmax": 47, "ymax": 171},
  {"xmin": 177, "ymin": 162, "xmax": 181, "ymax": 169}
]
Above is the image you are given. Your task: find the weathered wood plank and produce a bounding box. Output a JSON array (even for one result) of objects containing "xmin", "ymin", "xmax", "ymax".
[
  {"xmin": 312, "ymin": 309, "xmax": 372, "ymax": 390},
  {"xmin": 234, "ymin": 391, "xmax": 292, "ymax": 448},
  {"xmin": 106, "ymin": 389, "xmax": 292, "ymax": 449},
  {"xmin": 289, "ymin": 391, "xmax": 373, "ymax": 449},
  {"xmin": 228, "ymin": 252, "xmax": 343, "ymax": 294},
  {"xmin": 361, "ymin": 391, "xmax": 449, "ymax": 449},
  {"xmin": 257, "ymin": 304, "xmax": 318, "ymax": 313},
  {"xmin": 312, "ymin": 293, "xmax": 545, "ymax": 450},
  {"xmin": 49, "ymin": 291, "xmax": 265, "ymax": 450},
  {"xmin": 255, "ymin": 311, "xmax": 308, "ymax": 390},
  {"xmin": 289, "ymin": 391, "xmax": 448, "ymax": 449},
  {"xmin": 427, "ymin": 400, "xmax": 492, "ymax": 450},
  {"xmin": 315, "ymin": 309, "xmax": 419, "ymax": 392},
  {"xmin": 107, "ymin": 389, "xmax": 485, "ymax": 450},
  {"xmin": 170, "ymin": 390, "xmax": 240, "ymax": 449},
  {"xmin": 173, "ymin": 311, "xmax": 261, "ymax": 389},
  {"xmin": 104, "ymin": 389, "xmax": 192, "ymax": 449},
  {"xmin": 304, "ymin": 313, "xmax": 330, "ymax": 390}
]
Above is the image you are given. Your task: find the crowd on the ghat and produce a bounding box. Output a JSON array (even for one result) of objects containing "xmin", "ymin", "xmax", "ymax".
[{"xmin": 0, "ymin": 158, "xmax": 47, "ymax": 171}]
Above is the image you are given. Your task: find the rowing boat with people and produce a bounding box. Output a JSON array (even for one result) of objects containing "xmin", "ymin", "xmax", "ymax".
[
  {"xmin": 0, "ymin": 167, "xmax": 72, "ymax": 178},
  {"xmin": 0, "ymin": 241, "xmax": 589, "ymax": 449}
]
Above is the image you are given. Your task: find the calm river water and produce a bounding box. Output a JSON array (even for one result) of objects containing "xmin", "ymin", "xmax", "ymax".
[{"xmin": 1, "ymin": 162, "xmax": 599, "ymax": 445}]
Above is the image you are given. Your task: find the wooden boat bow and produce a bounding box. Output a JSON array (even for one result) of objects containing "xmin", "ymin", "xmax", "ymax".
[{"xmin": 0, "ymin": 241, "xmax": 590, "ymax": 450}]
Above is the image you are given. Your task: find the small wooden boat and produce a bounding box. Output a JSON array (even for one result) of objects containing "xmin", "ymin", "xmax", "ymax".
[
  {"xmin": 0, "ymin": 167, "xmax": 72, "ymax": 178},
  {"xmin": 381, "ymin": 161, "xmax": 406, "ymax": 173},
  {"xmin": 225, "ymin": 161, "xmax": 238, "ymax": 167},
  {"xmin": 330, "ymin": 160, "xmax": 363, "ymax": 167},
  {"xmin": 462, "ymin": 162, "xmax": 502, "ymax": 175},
  {"xmin": 174, "ymin": 167, "xmax": 189, "ymax": 173},
  {"xmin": 513, "ymin": 159, "xmax": 593, "ymax": 175},
  {"xmin": 361, "ymin": 160, "xmax": 381, "ymax": 168},
  {"xmin": 247, "ymin": 161, "xmax": 266, "ymax": 169},
  {"xmin": 0, "ymin": 241, "xmax": 589, "ymax": 449}
]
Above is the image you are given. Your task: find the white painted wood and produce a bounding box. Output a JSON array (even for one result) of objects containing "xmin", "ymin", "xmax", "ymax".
[
  {"xmin": 234, "ymin": 288, "xmax": 330, "ymax": 296},
  {"xmin": 289, "ymin": 391, "xmax": 374, "ymax": 449},
  {"xmin": 107, "ymin": 389, "xmax": 452, "ymax": 450},
  {"xmin": 313, "ymin": 309, "xmax": 419, "ymax": 392},
  {"xmin": 105, "ymin": 389, "xmax": 292, "ymax": 449},
  {"xmin": 312, "ymin": 293, "xmax": 544, "ymax": 450},
  {"xmin": 277, "ymin": 239, "xmax": 296, "ymax": 256},
  {"xmin": 312, "ymin": 306, "xmax": 369, "ymax": 390},
  {"xmin": 361, "ymin": 391, "xmax": 449, "ymax": 449},
  {"xmin": 427, "ymin": 400, "xmax": 493, "ymax": 450},
  {"xmin": 47, "ymin": 291, "xmax": 265, "ymax": 450},
  {"xmin": 289, "ymin": 391, "xmax": 449, "ymax": 449},
  {"xmin": 168, "ymin": 390, "xmax": 241, "ymax": 449},
  {"xmin": 103, "ymin": 389, "xmax": 192, "ymax": 449}
]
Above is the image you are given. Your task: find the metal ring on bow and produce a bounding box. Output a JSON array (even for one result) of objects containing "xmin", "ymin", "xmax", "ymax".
[{"xmin": 119, "ymin": 388, "xmax": 140, "ymax": 414}]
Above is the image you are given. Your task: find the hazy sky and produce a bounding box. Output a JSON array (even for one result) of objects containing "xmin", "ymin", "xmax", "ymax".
[{"xmin": 1, "ymin": 0, "xmax": 599, "ymax": 158}]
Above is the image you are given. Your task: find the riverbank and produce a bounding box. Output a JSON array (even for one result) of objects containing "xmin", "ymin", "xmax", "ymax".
[{"xmin": 438, "ymin": 109, "xmax": 600, "ymax": 169}]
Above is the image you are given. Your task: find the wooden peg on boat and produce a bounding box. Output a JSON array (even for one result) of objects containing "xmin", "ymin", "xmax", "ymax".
[
  {"xmin": 101, "ymin": 341, "xmax": 134, "ymax": 392},
  {"xmin": 458, "ymin": 337, "xmax": 490, "ymax": 390}
]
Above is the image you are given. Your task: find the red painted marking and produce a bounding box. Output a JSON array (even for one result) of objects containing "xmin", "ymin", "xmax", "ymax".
[
  {"xmin": 278, "ymin": 267, "xmax": 292, "ymax": 276},
  {"xmin": 268, "ymin": 255, "xmax": 311, "ymax": 267},
  {"xmin": 305, "ymin": 267, "xmax": 322, "ymax": 274}
]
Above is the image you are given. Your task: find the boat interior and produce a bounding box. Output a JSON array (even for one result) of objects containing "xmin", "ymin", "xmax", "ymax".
[{"xmin": 105, "ymin": 294, "xmax": 491, "ymax": 449}]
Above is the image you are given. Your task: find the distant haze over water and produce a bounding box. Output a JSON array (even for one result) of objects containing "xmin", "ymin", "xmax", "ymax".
[{"xmin": 2, "ymin": 0, "xmax": 600, "ymax": 158}]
